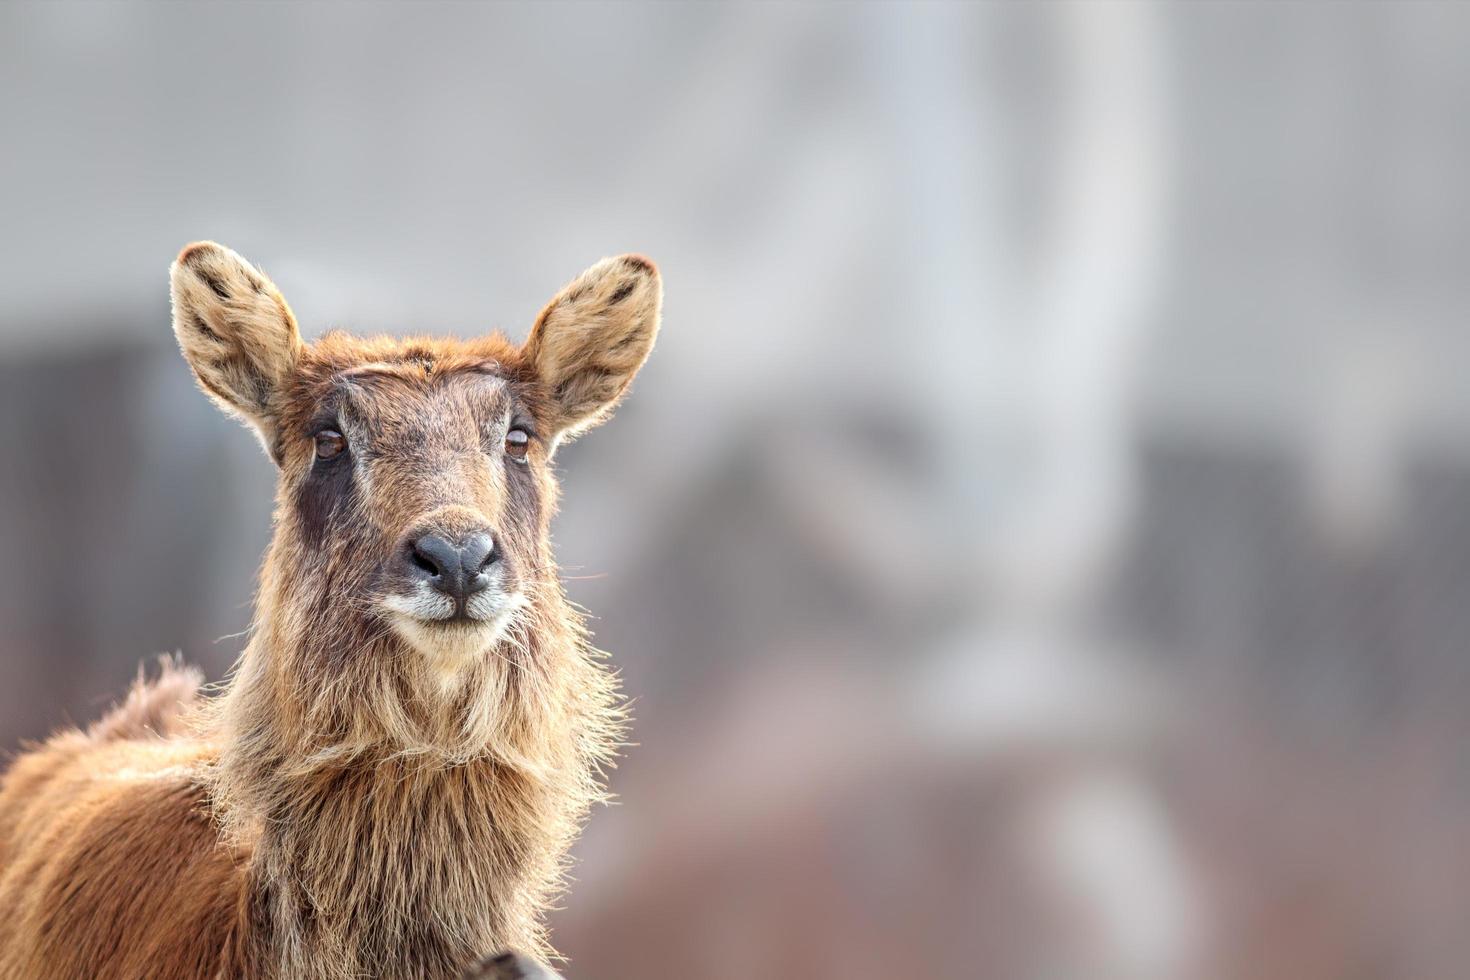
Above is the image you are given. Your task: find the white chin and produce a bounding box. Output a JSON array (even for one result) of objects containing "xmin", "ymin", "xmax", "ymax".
[
  {"xmin": 392, "ymin": 616, "xmax": 493, "ymax": 659},
  {"xmin": 384, "ymin": 595, "xmax": 523, "ymax": 669}
]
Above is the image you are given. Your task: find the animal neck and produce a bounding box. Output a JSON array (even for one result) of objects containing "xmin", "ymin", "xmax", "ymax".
[
  {"xmin": 209, "ymin": 592, "xmax": 620, "ymax": 978},
  {"xmin": 244, "ymin": 753, "xmax": 554, "ymax": 978}
]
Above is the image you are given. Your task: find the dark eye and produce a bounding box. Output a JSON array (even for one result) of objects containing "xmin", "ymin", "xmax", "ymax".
[
  {"xmin": 505, "ymin": 427, "xmax": 530, "ymax": 461},
  {"xmin": 314, "ymin": 429, "xmax": 347, "ymax": 460}
]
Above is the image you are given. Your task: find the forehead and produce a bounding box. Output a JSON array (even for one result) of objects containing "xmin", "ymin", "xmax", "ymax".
[
  {"xmin": 287, "ymin": 332, "xmax": 535, "ymax": 428},
  {"xmin": 335, "ymin": 361, "xmax": 506, "ymax": 420}
]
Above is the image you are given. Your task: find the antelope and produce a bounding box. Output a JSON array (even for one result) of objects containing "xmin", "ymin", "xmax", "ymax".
[{"xmin": 0, "ymin": 242, "xmax": 662, "ymax": 979}]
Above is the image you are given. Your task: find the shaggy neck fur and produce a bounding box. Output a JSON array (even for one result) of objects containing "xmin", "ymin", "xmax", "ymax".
[{"xmin": 209, "ymin": 554, "xmax": 620, "ymax": 980}]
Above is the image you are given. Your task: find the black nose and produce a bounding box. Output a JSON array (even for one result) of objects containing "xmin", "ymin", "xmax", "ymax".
[{"xmin": 406, "ymin": 531, "xmax": 496, "ymax": 603}]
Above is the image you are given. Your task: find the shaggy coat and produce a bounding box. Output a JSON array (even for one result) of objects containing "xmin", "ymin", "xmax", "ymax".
[{"xmin": 0, "ymin": 243, "xmax": 661, "ymax": 979}]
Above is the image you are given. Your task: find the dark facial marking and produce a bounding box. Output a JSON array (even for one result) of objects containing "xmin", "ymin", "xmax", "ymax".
[
  {"xmin": 503, "ymin": 441, "xmax": 544, "ymax": 553},
  {"xmin": 294, "ymin": 444, "xmax": 357, "ymax": 550}
]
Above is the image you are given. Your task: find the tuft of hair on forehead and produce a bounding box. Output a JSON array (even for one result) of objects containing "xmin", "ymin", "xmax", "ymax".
[{"xmin": 282, "ymin": 332, "xmax": 534, "ymax": 417}]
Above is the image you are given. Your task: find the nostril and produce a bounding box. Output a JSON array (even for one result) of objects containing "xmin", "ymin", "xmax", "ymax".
[
  {"xmin": 409, "ymin": 535, "xmax": 460, "ymax": 582},
  {"xmin": 410, "ymin": 546, "xmax": 441, "ymax": 578},
  {"xmin": 461, "ymin": 532, "xmax": 496, "ymax": 573}
]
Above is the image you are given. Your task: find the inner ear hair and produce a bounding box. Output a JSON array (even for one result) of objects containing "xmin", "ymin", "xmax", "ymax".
[
  {"xmin": 524, "ymin": 253, "xmax": 662, "ymax": 439},
  {"xmin": 170, "ymin": 241, "xmax": 303, "ymax": 440}
]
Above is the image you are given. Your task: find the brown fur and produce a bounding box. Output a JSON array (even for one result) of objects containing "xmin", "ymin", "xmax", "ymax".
[{"xmin": 0, "ymin": 243, "xmax": 661, "ymax": 979}]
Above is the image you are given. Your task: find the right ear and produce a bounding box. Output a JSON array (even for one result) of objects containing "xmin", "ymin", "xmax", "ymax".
[
  {"xmin": 170, "ymin": 242, "xmax": 302, "ymax": 457},
  {"xmin": 521, "ymin": 254, "xmax": 662, "ymax": 444}
]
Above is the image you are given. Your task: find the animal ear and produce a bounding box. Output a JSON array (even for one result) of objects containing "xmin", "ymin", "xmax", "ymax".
[
  {"xmin": 522, "ymin": 254, "xmax": 661, "ymax": 441},
  {"xmin": 170, "ymin": 242, "xmax": 303, "ymax": 453}
]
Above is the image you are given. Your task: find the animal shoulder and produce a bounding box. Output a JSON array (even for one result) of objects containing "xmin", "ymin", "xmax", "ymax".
[{"xmin": 0, "ymin": 733, "xmax": 246, "ymax": 980}]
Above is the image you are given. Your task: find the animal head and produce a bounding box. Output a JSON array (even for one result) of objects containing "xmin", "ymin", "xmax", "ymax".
[{"xmin": 169, "ymin": 242, "xmax": 656, "ymax": 760}]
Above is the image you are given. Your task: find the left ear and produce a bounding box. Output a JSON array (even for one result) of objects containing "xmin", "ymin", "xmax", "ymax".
[
  {"xmin": 521, "ymin": 254, "xmax": 662, "ymax": 441},
  {"xmin": 170, "ymin": 241, "xmax": 302, "ymax": 456}
]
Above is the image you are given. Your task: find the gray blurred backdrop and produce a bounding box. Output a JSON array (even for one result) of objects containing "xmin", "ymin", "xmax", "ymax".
[{"xmin": 4, "ymin": 3, "xmax": 1470, "ymax": 978}]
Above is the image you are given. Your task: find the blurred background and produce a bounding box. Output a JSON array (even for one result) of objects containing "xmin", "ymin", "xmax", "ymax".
[{"xmin": 3, "ymin": 2, "xmax": 1469, "ymax": 978}]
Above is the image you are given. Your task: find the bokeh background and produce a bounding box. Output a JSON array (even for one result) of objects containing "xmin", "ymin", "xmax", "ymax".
[{"xmin": 4, "ymin": 3, "xmax": 1469, "ymax": 978}]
